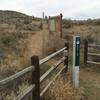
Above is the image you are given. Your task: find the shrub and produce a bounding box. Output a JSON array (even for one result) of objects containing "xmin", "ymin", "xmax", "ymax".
[{"xmin": 62, "ymin": 19, "xmax": 72, "ymax": 28}]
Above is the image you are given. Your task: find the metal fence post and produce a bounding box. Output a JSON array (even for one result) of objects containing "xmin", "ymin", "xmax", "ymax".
[
  {"xmin": 64, "ymin": 42, "xmax": 69, "ymax": 72},
  {"xmin": 31, "ymin": 56, "xmax": 40, "ymax": 100},
  {"xmin": 84, "ymin": 40, "xmax": 88, "ymax": 65}
]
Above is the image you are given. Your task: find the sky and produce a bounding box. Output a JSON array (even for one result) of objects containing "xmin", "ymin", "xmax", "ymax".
[{"xmin": 0, "ymin": 0, "xmax": 100, "ymax": 20}]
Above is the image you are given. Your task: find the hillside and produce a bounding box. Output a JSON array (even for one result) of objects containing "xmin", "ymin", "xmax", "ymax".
[
  {"xmin": 0, "ymin": 10, "xmax": 100, "ymax": 100},
  {"xmin": 0, "ymin": 10, "xmax": 43, "ymax": 80},
  {"xmin": 0, "ymin": 10, "xmax": 33, "ymax": 24},
  {"xmin": 63, "ymin": 19, "xmax": 100, "ymax": 44},
  {"xmin": 0, "ymin": 11, "xmax": 65, "ymax": 100}
]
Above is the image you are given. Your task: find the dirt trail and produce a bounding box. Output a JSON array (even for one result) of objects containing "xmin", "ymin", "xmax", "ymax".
[
  {"xmin": 27, "ymin": 30, "xmax": 50, "ymax": 59},
  {"xmin": 80, "ymin": 67, "xmax": 100, "ymax": 100},
  {"xmin": 27, "ymin": 31, "xmax": 43, "ymax": 58}
]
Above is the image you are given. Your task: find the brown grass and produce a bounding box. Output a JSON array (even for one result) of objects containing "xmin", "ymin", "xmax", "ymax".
[{"xmin": 42, "ymin": 70, "xmax": 85, "ymax": 100}]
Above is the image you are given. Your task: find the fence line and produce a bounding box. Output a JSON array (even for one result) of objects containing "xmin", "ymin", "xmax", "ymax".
[
  {"xmin": 84, "ymin": 40, "xmax": 100, "ymax": 65},
  {"xmin": 0, "ymin": 66, "xmax": 35, "ymax": 86},
  {"xmin": 40, "ymin": 47, "xmax": 66, "ymax": 65},
  {"xmin": 0, "ymin": 42, "xmax": 69, "ymax": 100},
  {"xmin": 87, "ymin": 61, "xmax": 100, "ymax": 65},
  {"xmin": 15, "ymin": 85, "xmax": 35, "ymax": 100},
  {"xmin": 88, "ymin": 43, "xmax": 100, "ymax": 47},
  {"xmin": 88, "ymin": 53, "xmax": 100, "ymax": 56},
  {"xmin": 40, "ymin": 66, "xmax": 65, "ymax": 97},
  {"xmin": 40, "ymin": 57, "xmax": 64, "ymax": 83}
]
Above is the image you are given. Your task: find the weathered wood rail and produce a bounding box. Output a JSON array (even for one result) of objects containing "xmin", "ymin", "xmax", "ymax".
[
  {"xmin": 84, "ymin": 40, "xmax": 100, "ymax": 65},
  {"xmin": 0, "ymin": 43, "xmax": 69, "ymax": 100}
]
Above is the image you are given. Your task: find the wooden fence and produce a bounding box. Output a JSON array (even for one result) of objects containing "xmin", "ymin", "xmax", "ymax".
[
  {"xmin": 84, "ymin": 40, "xmax": 100, "ymax": 65},
  {"xmin": 0, "ymin": 43, "xmax": 69, "ymax": 100}
]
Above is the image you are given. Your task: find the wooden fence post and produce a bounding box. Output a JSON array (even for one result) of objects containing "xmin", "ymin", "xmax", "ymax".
[
  {"xmin": 64, "ymin": 42, "xmax": 69, "ymax": 72},
  {"xmin": 31, "ymin": 56, "xmax": 40, "ymax": 100},
  {"xmin": 84, "ymin": 40, "xmax": 88, "ymax": 64}
]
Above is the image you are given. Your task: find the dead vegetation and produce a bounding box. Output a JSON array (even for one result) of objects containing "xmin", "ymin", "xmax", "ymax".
[
  {"xmin": 0, "ymin": 10, "xmax": 65, "ymax": 100},
  {"xmin": 42, "ymin": 72, "xmax": 85, "ymax": 100},
  {"xmin": 0, "ymin": 10, "xmax": 100, "ymax": 100}
]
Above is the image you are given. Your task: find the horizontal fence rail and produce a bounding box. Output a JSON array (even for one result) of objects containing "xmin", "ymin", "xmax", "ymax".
[
  {"xmin": 0, "ymin": 42, "xmax": 69, "ymax": 100},
  {"xmin": 40, "ymin": 66, "xmax": 65, "ymax": 97},
  {"xmin": 88, "ymin": 53, "xmax": 100, "ymax": 57},
  {"xmin": 87, "ymin": 61, "xmax": 100, "ymax": 65},
  {"xmin": 40, "ymin": 47, "xmax": 66, "ymax": 65},
  {"xmin": 84, "ymin": 40, "xmax": 100, "ymax": 65},
  {"xmin": 88, "ymin": 44, "xmax": 100, "ymax": 47},
  {"xmin": 15, "ymin": 85, "xmax": 35, "ymax": 100},
  {"xmin": 40, "ymin": 57, "xmax": 64, "ymax": 83},
  {"xmin": 0, "ymin": 66, "xmax": 35, "ymax": 86}
]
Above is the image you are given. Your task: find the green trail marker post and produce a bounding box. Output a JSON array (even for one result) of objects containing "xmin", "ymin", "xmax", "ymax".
[{"xmin": 73, "ymin": 36, "xmax": 80, "ymax": 88}]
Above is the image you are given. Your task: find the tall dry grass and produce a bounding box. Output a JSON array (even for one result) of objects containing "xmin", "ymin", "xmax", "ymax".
[{"xmin": 42, "ymin": 73, "xmax": 85, "ymax": 100}]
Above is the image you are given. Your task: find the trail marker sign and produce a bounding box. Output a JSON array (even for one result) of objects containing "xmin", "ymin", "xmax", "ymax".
[
  {"xmin": 49, "ymin": 19, "xmax": 56, "ymax": 31},
  {"xmin": 49, "ymin": 14, "xmax": 63, "ymax": 38},
  {"xmin": 73, "ymin": 36, "xmax": 80, "ymax": 88}
]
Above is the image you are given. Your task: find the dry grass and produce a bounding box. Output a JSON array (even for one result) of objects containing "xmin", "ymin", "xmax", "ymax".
[
  {"xmin": 1, "ymin": 15, "xmax": 100, "ymax": 100},
  {"xmin": 80, "ymin": 66, "xmax": 100, "ymax": 100},
  {"xmin": 43, "ymin": 79, "xmax": 85, "ymax": 100},
  {"xmin": 0, "ymin": 22, "xmax": 65, "ymax": 100},
  {"xmin": 63, "ymin": 25, "xmax": 100, "ymax": 44},
  {"xmin": 0, "ymin": 81, "xmax": 30, "ymax": 100},
  {"xmin": 42, "ymin": 71, "xmax": 85, "ymax": 100}
]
